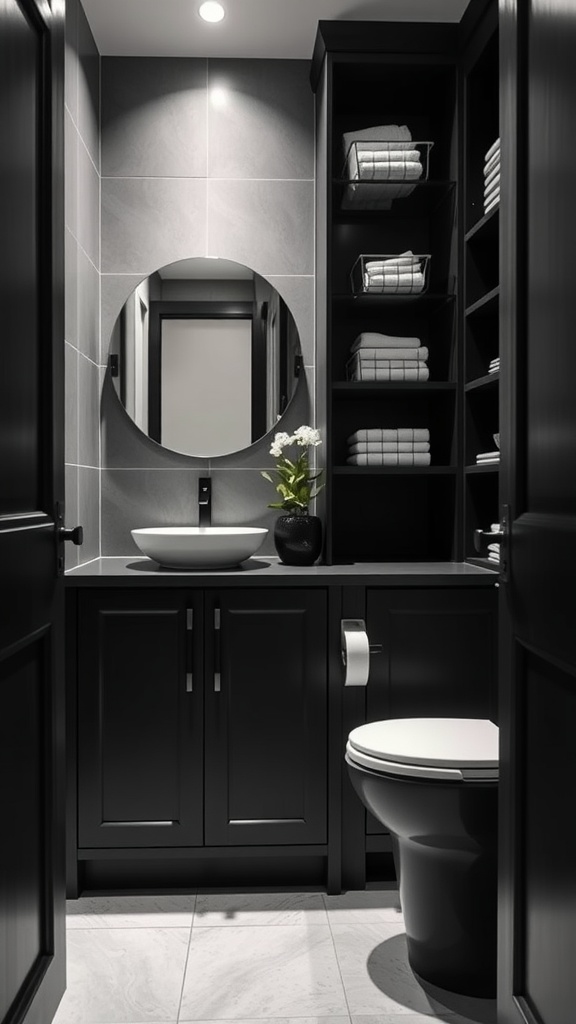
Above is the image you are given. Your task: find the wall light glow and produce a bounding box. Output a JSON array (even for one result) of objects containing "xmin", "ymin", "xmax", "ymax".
[
  {"xmin": 210, "ymin": 85, "xmax": 229, "ymax": 110},
  {"xmin": 199, "ymin": 1, "xmax": 225, "ymax": 22}
]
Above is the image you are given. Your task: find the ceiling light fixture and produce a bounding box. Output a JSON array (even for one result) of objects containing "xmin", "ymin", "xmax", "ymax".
[{"xmin": 199, "ymin": 1, "xmax": 225, "ymax": 23}]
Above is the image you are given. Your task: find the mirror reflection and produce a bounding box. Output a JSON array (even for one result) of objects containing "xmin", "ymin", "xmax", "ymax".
[{"xmin": 109, "ymin": 257, "xmax": 303, "ymax": 458}]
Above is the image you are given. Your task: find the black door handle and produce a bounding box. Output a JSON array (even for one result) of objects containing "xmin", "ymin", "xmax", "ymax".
[{"xmin": 58, "ymin": 525, "xmax": 84, "ymax": 545}]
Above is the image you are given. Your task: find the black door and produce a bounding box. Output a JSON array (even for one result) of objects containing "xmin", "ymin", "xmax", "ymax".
[
  {"xmin": 498, "ymin": 2, "xmax": 576, "ymax": 1022},
  {"xmin": 0, "ymin": 1, "xmax": 66, "ymax": 1022},
  {"xmin": 204, "ymin": 589, "xmax": 328, "ymax": 845},
  {"xmin": 77, "ymin": 591, "xmax": 204, "ymax": 848}
]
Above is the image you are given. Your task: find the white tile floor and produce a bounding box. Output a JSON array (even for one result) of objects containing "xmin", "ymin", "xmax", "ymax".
[{"xmin": 53, "ymin": 890, "xmax": 496, "ymax": 1024}]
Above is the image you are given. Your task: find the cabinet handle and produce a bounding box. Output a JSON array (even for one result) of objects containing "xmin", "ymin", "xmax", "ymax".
[
  {"xmin": 214, "ymin": 607, "xmax": 221, "ymax": 692},
  {"xmin": 186, "ymin": 608, "xmax": 194, "ymax": 692}
]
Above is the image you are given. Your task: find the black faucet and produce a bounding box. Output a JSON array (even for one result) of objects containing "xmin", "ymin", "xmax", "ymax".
[{"xmin": 198, "ymin": 477, "xmax": 211, "ymax": 527}]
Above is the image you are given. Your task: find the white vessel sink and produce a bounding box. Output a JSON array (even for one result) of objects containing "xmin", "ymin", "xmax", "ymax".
[{"xmin": 131, "ymin": 526, "xmax": 268, "ymax": 569}]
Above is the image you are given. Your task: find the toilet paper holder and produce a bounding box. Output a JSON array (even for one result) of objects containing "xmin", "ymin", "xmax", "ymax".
[{"xmin": 341, "ymin": 618, "xmax": 373, "ymax": 686}]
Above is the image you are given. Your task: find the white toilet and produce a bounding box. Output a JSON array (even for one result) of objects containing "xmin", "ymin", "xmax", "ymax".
[{"xmin": 346, "ymin": 717, "xmax": 499, "ymax": 997}]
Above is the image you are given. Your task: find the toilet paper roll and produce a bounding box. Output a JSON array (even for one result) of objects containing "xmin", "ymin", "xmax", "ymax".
[{"xmin": 341, "ymin": 619, "xmax": 370, "ymax": 686}]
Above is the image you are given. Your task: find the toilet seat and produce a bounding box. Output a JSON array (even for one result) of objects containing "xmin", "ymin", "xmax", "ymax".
[{"xmin": 347, "ymin": 718, "xmax": 499, "ymax": 781}]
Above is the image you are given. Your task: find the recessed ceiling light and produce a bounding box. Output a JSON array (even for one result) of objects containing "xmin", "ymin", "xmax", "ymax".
[{"xmin": 199, "ymin": 1, "xmax": 225, "ymax": 23}]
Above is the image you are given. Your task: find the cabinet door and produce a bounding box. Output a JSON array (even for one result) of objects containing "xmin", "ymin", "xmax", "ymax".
[
  {"xmin": 77, "ymin": 590, "xmax": 203, "ymax": 848},
  {"xmin": 365, "ymin": 586, "xmax": 497, "ymax": 834},
  {"xmin": 204, "ymin": 589, "xmax": 327, "ymax": 846}
]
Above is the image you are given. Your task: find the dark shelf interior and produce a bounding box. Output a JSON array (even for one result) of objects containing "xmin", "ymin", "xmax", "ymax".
[
  {"xmin": 464, "ymin": 471, "xmax": 500, "ymax": 561},
  {"xmin": 332, "ymin": 179, "xmax": 456, "ymax": 218},
  {"xmin": 331, "ymin": 473, "xmax": 457, "ymax": 563},
  {"xmin": 465, "ymin": 285, "xmax": 499, "ymax": 318}
]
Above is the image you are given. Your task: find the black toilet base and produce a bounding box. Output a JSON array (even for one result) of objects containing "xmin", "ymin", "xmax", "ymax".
[{"xmin": 347, "ymin": 758, "xmax": 497, "ymax": 999}]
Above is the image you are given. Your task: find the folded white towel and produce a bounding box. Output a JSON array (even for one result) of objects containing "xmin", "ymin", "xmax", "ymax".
[
  {"xmin": 351, "ymin": 333, "xmax": 422, "ymax": 351},
  {"xmin": 484, "ymin": 150, "xmax": 500, "ymax": 177},
  {"xmin": 353, "ymin": 346, "xmax": 429, "ymax": 360},
  {"xmin": 351, "ymin": 367, "xmax": 430, "ymax": 381},
  {"xmin": 484, "ymin": 192, "xmax": 500, "ymax": 214},
  {"xmin": 487, "ymin": 542, "xmax": 500, "ymax": 554},
  {"xmin": 477, "ymin": 450, "xmax": 500, "ymax": 460},
  {"xmin": 363, "ymin": 272, "xmax": 425, "ymax": 293},
  {"xmin": 484, "ymin": 176, "xmax": 501, "ymax": 200},
  {"xmin": 356, "ymin": 162, "xmax": 423, "ymax": 181},
  {"xmin": 343, "ymin": 124, "xmax": 412, "ymax": 150},
  {"xmin": 344, "ymin": 126, "xmax": 413, "ymax": 181},
  {"xmin": 484, "ymin": 162, "xmax": 500, "ymax": 188},
  {"xmin": 349, "ymin": 441, "xmax": 430, "ymax": 453},
  {"xmin": 357, "ymin": 149, "xmax": 421, "ymax": 162},
  {"xmin": 484, "ymin": 138, "xmax": 500, "ymax": 163},
  {"xmin": 347, "ymin": 453, "xmax": 431, "ymax": 466},
  {"xmin": 489, "ymin": 357, "xmax": 500, "ymax": 366},
  {"xmin": 488, "ymin": 363, "xmax": 500, "ymax": 374},
  {"xmin": 366, "ymin": 251, "xmax": 419, "ymax": 269},
  {"xmin": 490, "ymin": 523, "xmax": 501, "ymax": 532},
  {"xmin": 353, "ymin": 358, "xmax": 425, "ymax": 368},
  {"xmin": 348, "ymin": 428, "xmax": 430, "ymax": 443}
]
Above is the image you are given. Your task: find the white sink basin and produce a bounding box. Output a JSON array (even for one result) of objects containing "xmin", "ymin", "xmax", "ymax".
[{"xmin": 131, "ymin": 526, "xmax": 268, "ymax": 569}]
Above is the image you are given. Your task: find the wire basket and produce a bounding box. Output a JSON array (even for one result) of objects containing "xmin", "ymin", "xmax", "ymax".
[
  {"xmin": 341, "ymin": 141, "xmax": 433, "ymax": 210},
  {"xmin": 341, "ymin": 140, "xmax": 433, "ymax": 181},
  {"xmin": 350, "ymin": 254, "xmax": 431, "ymax": 296}
]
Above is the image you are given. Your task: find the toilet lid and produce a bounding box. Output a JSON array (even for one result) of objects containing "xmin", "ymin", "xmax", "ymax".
[{"xmin": 347, "ymin": 718, "xmax": 499, "ymax": 781}]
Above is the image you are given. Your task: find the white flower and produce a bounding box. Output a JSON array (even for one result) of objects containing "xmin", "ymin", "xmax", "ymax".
[
  {"xmin": 269, "ymin": 431, "xmax": 293, "ymax": 458},
  {"xmin": 293, "ymin": 425, "xmax": 322, "ymax": 447}
]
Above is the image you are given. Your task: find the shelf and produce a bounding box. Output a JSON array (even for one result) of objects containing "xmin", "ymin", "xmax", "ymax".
[
  {"xmin": 465, "ymin": 206, "xmax": 499, "ymax": 244},
  {"xmin": 334, "ymin": 292, "xmax": 454, "ymax": 309},
  {"xmin": 333, "ymin": 382, "xmax": 457, "ymax": 395},
  {"xmin": 466, "ymin": 557, "xmax": 499, "ymax": 571},
  {"xmin": 465, "ymin": 286, "xmax": 499, "ymax": 318},
  {"xmin": 465, "ymin": 463, "xmax": 500, "ymax": 473},
  {"xmin": 465, "ymin": 372, "xmax": 499, "ymax": 391},
  {"xmin": 332, "ymin": 179, "xmax": 456, "ymax": 217},
  {"xmin": 334, "ymin": 466, "xmax": 457, "ymax": 475}
]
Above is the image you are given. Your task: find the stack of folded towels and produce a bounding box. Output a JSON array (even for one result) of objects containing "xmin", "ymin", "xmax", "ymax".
[
  {"xmin": 475, "ymin": 448, "xmax": 500, "ymax": 466},
  {"xmin": 342, "ymin": 124, "xmax": 424, "ymax": 209},
  {"xmin": 487, "ymin": 524, "xmax": 501, "ymax": 565},
  {"xmin": 488, "ymin": 356, "xmax": 500, "ymax": 375},
  {"xmin": 347, "ymin": 332, "xmax": 429, "ymax": 381},
  {"xmin": 484, "ymin": 138, "xmax": 500, "ymax": 214},
  {"xmin": 361, "ymin": 251, "xmax": 426, "ymax": 294},
  {"xmin": 347, "ymin": 427, "xmax": 431, "ymax": 466}
]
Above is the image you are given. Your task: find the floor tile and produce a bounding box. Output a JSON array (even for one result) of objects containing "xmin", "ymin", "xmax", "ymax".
[
  {"xmin": 179, "ymin": 925, "xmax": 348, "ymax": 1019},
  {"xmin": 194, "ymin": 891, "xmax": 328, "ymax": 926},
  {"xmin": 324, "ymin": 889, "xmax": 402, "ymax": 924},
  {"xmin": 52, "ymin": 927, "xmax": 190, "ymax": 1023},
  {"xmin": 66, "ymin": 895, "xmax": 195, "ymax": 929},
  {"xmin": 330, "ymin": 922, "xmax": 445, "ymax": 1017},
  {"xmin": 352, "ymin": 1015, "xmax": 480, "ymax": 1024}
]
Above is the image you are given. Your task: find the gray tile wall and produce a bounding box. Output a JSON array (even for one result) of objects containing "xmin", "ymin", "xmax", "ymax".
[
  {"xmin": 100, "ymin": 57, "xmax": 315, "ymax": 557},
  {"xmin": 65, "ymin": 0, "xmax": 100, "ymax": 568}
]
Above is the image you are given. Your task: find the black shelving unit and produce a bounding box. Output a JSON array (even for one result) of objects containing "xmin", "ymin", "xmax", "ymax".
[
  {"xmin": 462, "ymin": 2, "xmax": 500, "ymax": 568},
  {"xmin": 312, "ymin": 22, "xmax": 460, "ymax": 563}
]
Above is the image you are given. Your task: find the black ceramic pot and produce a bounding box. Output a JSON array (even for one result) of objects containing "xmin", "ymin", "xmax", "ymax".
[{"xmin": 274, "ymin": 514, "xmax": 322, "ymax": 566}]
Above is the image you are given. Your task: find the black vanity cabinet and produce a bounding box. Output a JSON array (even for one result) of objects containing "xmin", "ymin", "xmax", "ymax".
[
  {"xmin": 203, "ymin": 589, "xmax": 328, "ymax": 846},
  {"xmin": 75, "ymin": 588, "xmax": 328, "ymax": 854},
  {"xmin": 77, "ymin": 590, "xmax": 204, "ymax": 849}
]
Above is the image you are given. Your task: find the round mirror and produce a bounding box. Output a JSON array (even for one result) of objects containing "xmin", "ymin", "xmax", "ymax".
[{"xmin": 109, "ymin": 257, "xmax": 303, "ymax": 458}]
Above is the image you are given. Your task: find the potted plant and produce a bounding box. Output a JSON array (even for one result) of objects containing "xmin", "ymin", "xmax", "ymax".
[{"xmin": 262, "ymin": 426, "xmax": 324, "ymax": 565}]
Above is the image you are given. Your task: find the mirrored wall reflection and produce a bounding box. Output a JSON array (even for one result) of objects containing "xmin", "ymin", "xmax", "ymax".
[{"xmin": 108, "ymin": 257, "xmax": 303, "ymax": 458}]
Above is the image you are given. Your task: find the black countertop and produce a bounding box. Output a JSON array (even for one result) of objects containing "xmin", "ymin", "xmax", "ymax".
[{"xmin": 65, "ymin": 557, "xmax": 497, "ymax": 588}]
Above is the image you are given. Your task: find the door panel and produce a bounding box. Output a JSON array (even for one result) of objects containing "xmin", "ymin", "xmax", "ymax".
[
  {"xmin": 77, "ymin": 592, "xmax": 204, "ymax": 849},
  {"xmin": 204, "ymin": 589, "xmax": 328, "ymax": 846},
  {"xmin": 498, "ymin": 1, "xmax": 576, "ymax": 1022},
  {"xmin": 0, "ymin": 0, "xmax": 66, "ymax": 1021}
]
